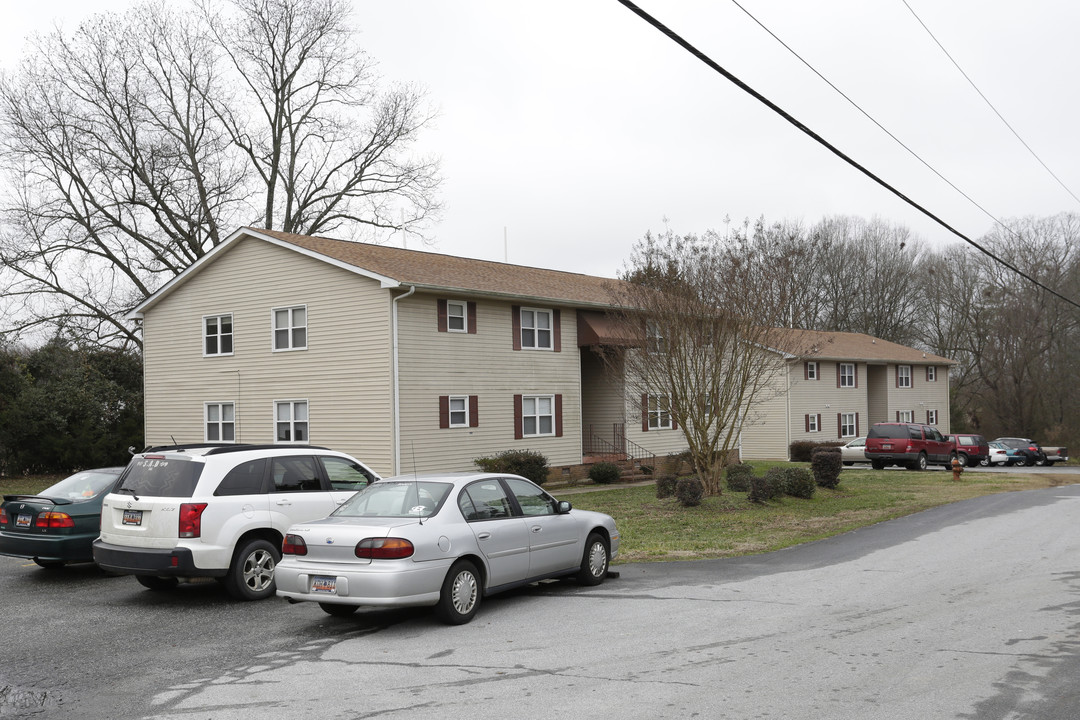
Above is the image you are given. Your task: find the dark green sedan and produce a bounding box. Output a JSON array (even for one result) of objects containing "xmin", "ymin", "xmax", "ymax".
[{"xmin": 0, "ymin": 468, "xmax": 124, "ymax": 568}]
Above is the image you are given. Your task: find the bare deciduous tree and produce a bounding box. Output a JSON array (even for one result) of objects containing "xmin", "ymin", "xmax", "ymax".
[{"xmin": 0, "ymin": 0, "xmax": 440, "ymax": 348}]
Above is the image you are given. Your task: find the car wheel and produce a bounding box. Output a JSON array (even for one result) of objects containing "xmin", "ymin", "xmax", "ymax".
[
  {"xmin": 907, "ymin": 452, "xmax": 928, "ymax": 471},
  {"xmin": 136, "ymin": 575, "xmax": 179, "ymax": 591},
  {"xmin": 842, "ymin": 461, "xmax": 853, "ymax": 466},
  {"xmin": 319, "ymin": 602, "xmax": 359, "ymax": 617},
  {"xmin": 224, "ymin": 538, "xmax": 280, "ymax": 601},
  {"xmin": 956, "ymin": 454, "xmax": 968, "ymax": 467},
  {"xmin": 577, "ymin": 532, "xmax": 610, "ymax": 587},
  {"xmin": 33, "ymin": 559, "xmax": 65, "ymax": 569},
  {"xmin": 435, "ymin": 560, "xmax": 481, "ymax": 625},
  {"xmin": 979, "ymin": 457, "xmax": 989, "ymax": 467},
  {"xmin": 1022, "ymin": 454, "xmax": 1036, "ymax": 467},
  {"xmin": 870, "ymin": 460, "xmax": 885, "ymax": 470}
]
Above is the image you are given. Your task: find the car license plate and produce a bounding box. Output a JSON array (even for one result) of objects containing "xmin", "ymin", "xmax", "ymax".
[
  {"xmin": 882, "ymin": 443, "xmax": 892, "ymax": 450},
  {"xmin": 122, "ymin": 509, "xmax": 143, "ymax": 526},
  {"xmin": 16, "ymin": 514, "xmax": 32, "ymax": 528},
  {"xmin": 311, "ymin": 576, "xmax": 336, "ymax": 594}
]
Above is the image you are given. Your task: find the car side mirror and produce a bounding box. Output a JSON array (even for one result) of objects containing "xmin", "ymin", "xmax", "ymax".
[{"xmin": 557, "ymin": 500, "xmax": 572, "ymax": 514}]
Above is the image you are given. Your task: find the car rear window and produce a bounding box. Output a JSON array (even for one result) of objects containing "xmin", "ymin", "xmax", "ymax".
[
  {"xmin": 867, "ymin": 425, "xmax": 910, "ymax": 440},
  {"xmin": 116, "ymin": 457, "xmax": 204, "ymax": 498},
  {"xmin": 956, "ymin": 436, "xmax": 981, "ymax": 445}
]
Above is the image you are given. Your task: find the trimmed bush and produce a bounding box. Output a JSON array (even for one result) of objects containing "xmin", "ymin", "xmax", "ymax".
[
  {"xmin": 789, "ymin": 440, "xmax": 844, "ymax": 463},
  {"xmin": 588, "ymin": 461, "xmax": 622, "ymax": 485},
  {"xmin": 674, "ymin": 476, "xmax": 705, "ymax": 506},
  {"xmin": 725, "ymin": 463, "xmax": 755, "ymax": 492},
  {"xmin": 474, "ymin": 449, "xmax": 550, "ymax": 486},
  {"xmin": 811, "ymin": 447, "xmax": 842, "ymax": 489},
  {"xmin": 656, "ymin": 475, "xmax": 678, "ymax": 499},
  {"xmin": 782, "ymin": 467, "xmax": 816, "ymax": 499},
  {"xmin": 749, "ymin": 468, "xmax": 785, "ymax": 504}
]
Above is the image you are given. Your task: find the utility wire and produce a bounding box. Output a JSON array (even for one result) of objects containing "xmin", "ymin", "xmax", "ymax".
[
  {"xmin": 616, "ymin": 0, "xmax": 1080, "ymax": 312},
  {"xmin": 901, "ymin": 0, "xmax": 1080, "ymax": 208}
]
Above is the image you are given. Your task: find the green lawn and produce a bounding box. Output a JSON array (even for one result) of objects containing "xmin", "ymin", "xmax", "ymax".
[{"xmin": 4, "ymin": 465, "xmax": 1073, "ymax": 565}]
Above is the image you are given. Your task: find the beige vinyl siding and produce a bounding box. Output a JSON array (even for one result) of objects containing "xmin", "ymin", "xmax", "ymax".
[
  {"xmin": 141, "ymin": 237, "xmax": 394, "ymax": 474},
  {"xmin": 866, "ymin": 365, "xmax": 889, "ymax": 425},
  {"xmin": 396, "ymin": 293, "xmax": 583, "ymax": 473},
  {"xmin": 786, "ymin": 360, "xmax": 868, "ymax": 443},
  {"xmin": 581, "ymin": 349, "xmax": 625, "ymax": 444},
  {"xmin": 886, "ymin": 363, "xmax": 950, "ymax": 431},
  {"xmin": 738, "ymin": 356, "xmax": 789, "ymax": 460}
]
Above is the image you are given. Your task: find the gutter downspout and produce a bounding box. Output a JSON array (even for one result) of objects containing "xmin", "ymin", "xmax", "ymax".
[{"xmin": 392, "ymin": 285, "xmax": 416, "ymax": 475}]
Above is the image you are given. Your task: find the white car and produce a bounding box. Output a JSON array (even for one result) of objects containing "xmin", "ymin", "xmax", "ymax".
[
  {"xmin": 93, "ymin": 444, "xmax": 380, "ymax": 600},
  {"xmin": 840, "ymin": 437, "xmax": 867, "ymax": 466},
  {"xmin": 275, "ymin": 472, "xmax": 619, "ymax": 624},
  {"xmin": 980, "ymin": 441, "xmax": 1011, "ymax": 467}
]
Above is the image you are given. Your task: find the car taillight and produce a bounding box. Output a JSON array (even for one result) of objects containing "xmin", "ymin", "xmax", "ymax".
[
  {"xmin": 0, "ymin": 507, "xmax": 8, "ymax": 524},
  {"xmin": 178, "ymin": 503, "xmax": 208, "ymax": 538},
  {"xmin": 35, "ymin": 511, "xmax": 75, "ymax": 529},
  {"xmin": 282, "ymin": 534, "xmax": 308, "ymax": 556},
  {"xmin": 355, "ymin": 537, "xmax": 414, "ymax": 559}
]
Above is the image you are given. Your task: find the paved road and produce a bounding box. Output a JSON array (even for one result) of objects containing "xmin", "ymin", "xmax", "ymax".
[{"xmin": 3, "ymin": 482, "xmax": 1079, "ymax": 719}]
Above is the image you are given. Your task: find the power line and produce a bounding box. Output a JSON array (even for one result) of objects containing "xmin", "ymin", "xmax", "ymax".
[
  {"xmin": 901, "ymin": 0, "xmax": 1080, "ymax": 209},
  {"xmin": 615, "ymin": 0, "xmax": 1080, "ymax": 312}
]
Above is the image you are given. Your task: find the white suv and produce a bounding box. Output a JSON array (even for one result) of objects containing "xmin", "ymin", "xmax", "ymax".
[{"xmin": 93, "ymin": 444, "xmax": 380, "ymax": 600}]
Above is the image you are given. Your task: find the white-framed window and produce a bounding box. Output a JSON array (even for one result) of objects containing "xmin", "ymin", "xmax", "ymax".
[
  {"xmin": 520, "ymin": 308, "xmax": 553, "ymax": 350},
  {"xmin": 840, "ymin": 412, "xmax": 857, "ymax": 438},
  {"xmin": 204, "ymin": 314, "xmax": 233, "ymax": 356},
  {"xmin": 272, "ymin": 306, "xmax": 307, "ymax": 351},
  {"xmin": 807, "ymin": 414, "xmax": 819, "ymax": 432},
  {"xmin": 275, "ymin": 400, "xmax": 308, "ymax": 442},
  {"xmin": 205, "ymin": 402, "xmax": 235, "ymax": 442},
  {"xmin": 447, "ymin": 301, "xmax": 467, "ymax": 333},
  {"xmin": 926, "ymin": 366, "xmax": 937, "ymax": 382},
  {"xmin": 646, "ymin": 322, "xmax": 667, "ymax": 354},
  {"xmin": 648, "ymin": 394, "xmax": 672, "ymax": 430},
  {"xmin": 897, "ymin": 365, "xmax": 912, "ymax": 388},
  {"xmin": 522, "ymin": 395, "xmax": 555, "ymax": 437},
  {"xmin": 897, "ymin": 410, "xmax": 914, "ymax": 423},
  {"xmin": 448, "ymin": 396, "xmax": 469, "ymax": 427},
  {"xmin": 806, "ymin": 361, "xmax": 818, "ymax": 380},
  {"xmin": 927, "ymin": 409, "xmax": 938, "ymax": 425},
  {"xmin": 839, "ymin": 363, "xmax": 856, "ymax": 388}
]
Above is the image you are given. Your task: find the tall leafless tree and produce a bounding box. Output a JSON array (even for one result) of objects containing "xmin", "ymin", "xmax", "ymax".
[{"xmin": 0, "ymin": 0, "xmax": 440, "ymax": 348}]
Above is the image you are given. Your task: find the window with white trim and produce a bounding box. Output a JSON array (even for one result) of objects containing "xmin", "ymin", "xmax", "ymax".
[
  {"xmin": 520, "ymin": 308, "xmax": 553, "ymax": 350},
  {"xmin": 840, "ymin": 412, "xmax": 857, "ymax": 438},
  {"xmin": 205, "ymin": 402, "xmax": 235, "ymax": 442},
  {"xmin": 448, "ymin": 396, "xmax": 469, "ymax": 427},
  {"xmin": 648, "ymin": 394, "xmax": 672, "ymax": 430},
  {"xmin": 646, "ymin": 322, "xmax": 667, "ymax": 354},
  {"xmin": 807, "ymin": 414, "xmax": 819, "ymax": 432},
  {"xmin": 897, "ymin": 410, "xmax": 914, "ymax": 422},
  {"xmin": 927, "ymin": 366, "xmax": 937, "ymax": 382},
  {"xmin": 839, "ymin": 363, "xmax": 855, "ymax": 388},
  {"xmin": 272, "ymin": 306, "xmax": 307, "ymax": 351},
  {"xmin": 447, "ymin": 301, "xmax": 467, "ymax": 332},
  {"xmin": 897, "ymin": 365, "xmax": 912, "ymax": 388},
  {"xmin": 806, "ymin": 361, "xmax": 818, "ymax": 380},
  {"xmin": 275, "ymin": 400, "xmax": 308, "ymax": 442},
  {"xmin": 522, "ymin": 395, "xmax": 554, "ymax": 437},
  {"xmin": 927, "ymin": 409, "xmax": 938, "ymax": 425},
  {"xmin": 204, "ymin": 315, "xmax": 233, "ymax": 356}
]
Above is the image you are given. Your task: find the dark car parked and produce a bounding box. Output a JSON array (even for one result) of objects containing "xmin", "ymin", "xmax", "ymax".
[
  {"xmin": 0, "ymin": 467, "xmax": 124, "ymax": 568},
  {"xmin": 864, "ymin": 422, "xmax": 955, "ymax": 470},
  {"xmin": 994, "ymin": 438, "xmax": 1046, "ymax": 467},
  {"xmin": 945, "ymin": 434, "xmax": 990, "ymax": 467}
]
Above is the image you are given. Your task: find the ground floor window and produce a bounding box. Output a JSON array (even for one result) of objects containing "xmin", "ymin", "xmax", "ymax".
[
  {"xmin": 205, "ymin": 402, "xmax": 235, "ymax": 442},
  {"xmin": 275, "ymin": 400, "xmax": 308, "ymax": 442},
  {"xmin": 840, "ymin": 412, "xmax": 857, "ymax": 438}
]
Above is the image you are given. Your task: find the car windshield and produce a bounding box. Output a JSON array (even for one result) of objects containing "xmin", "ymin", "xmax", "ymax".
[
  {"xmin": 334, "ymin": 481, "xmax": 452, "ymax": 518},
  {"xmin": 38, "ymin": 470, "xmax": 121, "ymax": 501},
  {"xmin": 867, "ymin": 425, "xmax": 909, "ymax": 440},
  {"xmin": 116, "ymin": 456, "xmax": 204, "ymax": 498}
]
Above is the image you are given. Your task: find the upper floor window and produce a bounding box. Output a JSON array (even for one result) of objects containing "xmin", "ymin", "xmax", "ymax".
[
  {"xmin": 273, "ymin": 306, "xmax": 307, "ymax": 351},
  {"xmin": 926, "ymin": 366, "xmax": 937, "ymax": 382},
  {"xmin": 520, "ymin": 308, "xmax": 553, "ymax": 350},
  {"xmin": 447, "ymin": 301, "xmax": 467, "ymax": 332},
  {"xmin": 839, "ymin": 363, "xmax": 856, "ymax": 388},
  {"xmin": 646, "ymin": 322, "xmax": 667, "ymax": 354},
  {"xmin": 897, "ymin": 365, "xmax": 912, "ymax": 388},
  {"xmin": 805, "ymin": 361, "xmax": 818, "ymax": 380},
  {"xmin": 205, "ymin": 402, "xmax": 235, "ymax": 442},
  {"xmin": 275, "ymin": 400, "xmax": 308, "ymax": 442},
  {"xmin": 204, "ymin": 315, "xmax": 233, "ymax": 356}
]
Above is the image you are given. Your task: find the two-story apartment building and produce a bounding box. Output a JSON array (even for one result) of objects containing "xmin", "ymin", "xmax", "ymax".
[{"xmin": 129, "ymin": 228, "xmax": 953, "ymax": 474}]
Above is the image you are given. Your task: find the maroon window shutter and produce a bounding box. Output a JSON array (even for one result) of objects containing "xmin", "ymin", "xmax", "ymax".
[
  {"xmin": 555, "ymin": 394, "xmax": 563, "ymax": 437},
  {"xmin": 641, "ymin": 394, "xmax": 650, "ymax": 432},
  {"xmin": 671, "ymin": 400, "xmax": 678, "ymax": 430},
  {"xmin": 513, "ymin": 394, "xmax": 523, "ymax": 439},
  {"xmin": 439, "ymin": 396, "xmax": 449, "ymax": 428},
  {"xmin": 467, "ymin": 302, "xmax": 477, "ymax": 334},
  {"xmin": 817, "ymin": 414, "xmax": 822, "ymax": 432},
  {"xmin": 804, "ymin": 362, "xmax": 809, "ymax": 380},
  {"xmin": 553, "ymin": 309, "xmax": 562, "ymax": 352},
  {"xmin": 926, "ymin": 410, "xmax": 931, "ymax": 424},
  {"xmin": 895, "ymin": 411, "xmax": 900, "ymax": 422},
  {"xmin": 855, "ymin": 413, "xmax": 860, "ymax": 437},
  {"xmin": 837, "ymin": 413, "xmax": 842, "ymax": 438},
  {"xmin": 854, "ymin": 365, "xmax": 859, "ymax": 389},
  {"xmin": 804, "ymin": 414, "xmax": 810, "ymax": 432},
  {"xmin": 895, "ymin": 366, "xmax": 900, "ymax": 388},
  {"xmin": 836, "ymin": 364, "xmax": 841, "ymax": 388},
  {"xmin": 469, "ymin": 395, "xmax": 479, "ymax": 427},
  {"xmin": 512, "ymin": 306, "xmax": 521, "ymax": 351},
  {"xmin": 437, "ymin": 299, "xmax": 448, "ymax": 333}
]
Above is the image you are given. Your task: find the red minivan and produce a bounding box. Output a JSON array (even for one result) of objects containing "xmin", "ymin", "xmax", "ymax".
[
  {"xmin": 945, "ymin": 434, "xmax": 990, "ymax": 467},
  {"xmin": 864, "ymin": 422, "xmax": 955, "ymax": 470}
]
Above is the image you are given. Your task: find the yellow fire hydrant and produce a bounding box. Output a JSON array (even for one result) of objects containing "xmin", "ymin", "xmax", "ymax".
[{"xmin": 951, "ymin": 456, "xmax": 964, "ymax": 481}]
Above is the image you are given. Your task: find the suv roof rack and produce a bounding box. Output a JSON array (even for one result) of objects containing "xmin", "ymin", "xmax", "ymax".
[
  {"xmin": 141, "ymin": 443, "xmax": 239, "ymax": 453},
  {"xmin": 203, "ymin": 444, "xmax": 331, "ymax": 455}
]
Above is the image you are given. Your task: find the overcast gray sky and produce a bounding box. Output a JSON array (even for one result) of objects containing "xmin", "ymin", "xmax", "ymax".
[{"xmin": 2, "ymin": 1, "xmax": 1078, "ymax": 278}]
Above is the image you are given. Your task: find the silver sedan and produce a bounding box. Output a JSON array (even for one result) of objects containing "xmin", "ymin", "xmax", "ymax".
[
  {"xmin": 841, "ymin": 437, "xmax": 867, "ymax": 465},
  {"xmin": 275, "ymin": 472, "xmax": 619, "ymax": 624}
]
